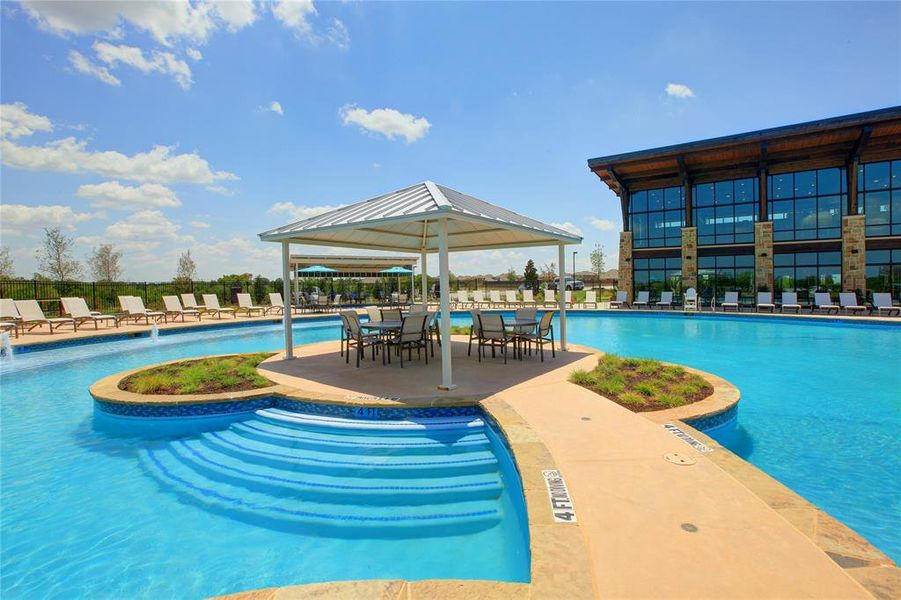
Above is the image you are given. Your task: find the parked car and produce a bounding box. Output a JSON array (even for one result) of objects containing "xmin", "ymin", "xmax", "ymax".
[{"xmin": 547, "ymin": 276, "xmax": 584, "ymax": 291}]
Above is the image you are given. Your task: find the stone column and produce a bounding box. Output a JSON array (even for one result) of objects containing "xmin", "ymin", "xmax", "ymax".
[
  {"xmin": 842, "ymin": 215, "xmax": 866, "ymax": 293},
  {"xmin": 681, "ymin": 227, "xmax": 697, "ymax": 290},
  {"xmin": 754, "ymin": 221, "xmax": 774, "ymax": 292},
  {"xmin": 618, "ymin": 231, "xmax": 633, "ymax": 301}
]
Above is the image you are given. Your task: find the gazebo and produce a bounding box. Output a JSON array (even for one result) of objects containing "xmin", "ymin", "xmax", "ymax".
[{"xmin": 259, "ymin": 181, "xmax": 582, "ymax": 390}]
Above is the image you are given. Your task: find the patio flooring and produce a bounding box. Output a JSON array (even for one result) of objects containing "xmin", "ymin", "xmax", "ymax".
[{"xmin": 256, "ymin": 337, "xmax": 877, "ymax": 599}]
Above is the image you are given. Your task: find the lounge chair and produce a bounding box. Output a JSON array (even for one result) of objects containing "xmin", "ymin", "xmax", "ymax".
[
  {"xmin": 455, "ymin": 290, "xmax": 470, "ymax": 308},
  {"xmin": 505, "ymin": 290, "xmax": 519, "ymax": 307},
  {"xmin": 202, "ymin": 294, "xmax": 237, "ymax": 319},
  {"xmin": 162, "ymin": 295, "xmax": 201, "ymax": 322},
  {"xmin": 522, "ymin": 289, "xmax": 537, "ymax": 306},
  {"xmin": 543, "ymin": 289, "xmax": 556, "ymax": 307},
  {"xmin": 472, "ymin": 291, "xmax": 488, "ymax": 308},
  {"xmin": 813, "ymin": 292, "xmax": 839, "ymax": 314},
  {"xmin": 521, "ymin": 311, "xmax": 555, "ymax": 361},
  {"xmin": 656, "ymin": 291, "xmax": 673, "ymax": 310},
  {"xmin": 334, "ymin": 294, "xmax": 344, "ymax": 310},
  {"xmin": 609, "ymin": 290, "xmax": 629, "ymax": 309},
  {"xmin": 564, "ymin": 290, "xmax": 573, "ymax": 308},
  {"xmin": 872, "ymin": 293, "xmax": 900, "ymax": 317},
  {"xmin": 127, "ymin": 296, "xmax": 167, "ymax": 324},
  {"xmin": 14, "ymin": 299, "xmax": 76, "ymax": 333},
  {"xmin": 683, "ymin": 288, "xmax": 698, "ymax": 312},
  {"xmin": 756, "ymin": 292, "xmax": 775, "ymax": 312},
  {"xmin": 237, "ymin": 293, "xmax": 268, "ymax": 317},
  {"xmin": 1, "ymin": 298, "xmax": 24, "ymax": 335},
  {"xmin": 633, "ymin": 291, "xmax": 650, "ymax": 309},
  {"xmin": 62, "ymin": 297, "xmax": 118, "ymax": 329},
  {"xmin": 490, "ymin": 290, "xmax": 504, "ymax": 308},
  {"xmin": 267, "ymin": 293, "xmax": 287, "ymax": 315},
  {"xmin": 780, "ymin": 292, "xmax": 801, "ymax": 313},
  {"xmin": 0, "ymin": 320, "xmax": 17, "ymax": 338},
  {"xmin": 583, "ymin": 290, "xmax": 598, "ymax": 308},
  {"xmin": 721, "ymin": 291, "xmax": 740, "ymax": 312},
  {"xmin": 476, "ymin": 313, "xmax": 516, "ymax": 363},
  {"xmin": 839, "ymin": 292, "xmax": 867, "ymax": 315},
  {"xmin": 181, "ymin": 293, "xmax": 208, "ymax": 315}
]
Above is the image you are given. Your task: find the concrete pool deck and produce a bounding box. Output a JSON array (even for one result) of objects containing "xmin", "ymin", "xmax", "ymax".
[{"xmin": 225, "ymin": 338, "xmax": 890, "ymax": 599}]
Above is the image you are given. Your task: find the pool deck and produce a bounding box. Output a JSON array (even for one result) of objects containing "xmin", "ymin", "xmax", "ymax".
[{"xmin": 201, "ymin": 337, "xmax": 898, "ymax": 599}]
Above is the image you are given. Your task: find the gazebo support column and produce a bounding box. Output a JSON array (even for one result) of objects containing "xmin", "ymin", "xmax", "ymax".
[
  {"xmin": 292, "ymin": 262, "xmax": 299, "ymax": 307},
  {"xmin": 558, "ymin": 243, "xmax": 567, "ymax": 351},
  {"xmin": 437, "ymin": 219, "xmax": 455, "ymax": 390},
  {"xmin": 421, "ymin": 250, "xmax": 428, "ymax": 305},
  {"xmin": 281, "ymin": 241, "xmax": 294, "ymax": 359}
]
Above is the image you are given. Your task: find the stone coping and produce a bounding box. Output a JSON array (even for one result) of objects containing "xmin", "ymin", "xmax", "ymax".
[
  {"xmin": 641, "ymin": 366, "xmax": 740, "ymax": 424},
  {"xmin": 674, "ymin": 421, "xmax": 899, "ymax": 599}
]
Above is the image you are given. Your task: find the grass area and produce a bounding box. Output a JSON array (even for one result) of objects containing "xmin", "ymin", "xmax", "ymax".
[
  {"xmin": 569, "ymin": 354, "xmax": 713, "ymax": 412},
  {"xmin": 120, "ymin": 353, "xmax": 275, "ymax": 395},
  {"xmin": 449, "ymin": 324, "xmax": 473, "ymax": 335}
]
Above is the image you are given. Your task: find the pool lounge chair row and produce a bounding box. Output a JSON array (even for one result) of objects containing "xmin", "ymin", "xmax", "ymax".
[{"xmin": 452, "ymin": 289, "xmax": 599, "ymax": 309}]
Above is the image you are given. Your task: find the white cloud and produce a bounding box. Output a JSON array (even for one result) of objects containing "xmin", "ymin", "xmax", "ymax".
[
  {"xmin": 272, "ymin": 0, "xmax": 317, "ymax": 37},
  {"xmin": 339, "ymin": 105, "xmax": 431, "ymax": 143},
  {"xmin": 550, "ymin": 222, "xmax": 583, "ymax": 236},
  {"xmin": 210, "ymin": 0, "xmax": 258, "ymax": 32},
  {"xmin": 268, "ymin": 101, "xmax": 284, "ymax": 116},
  {"xmin": 665, "ymin": 83, "xmax": 695, "ymax": 99},
  {"xmin": 268, "ymin": 201, "xmax": 345, "ymax": 221},
  {"xmin": 68, "ymin": 50, "xmax": 121, "ymax": 86},
  {"xmin": 2, "ymin": 135, "xmax": 238, "ymax": 185},
  {"xmin": 0, "ymin": 203, "xmax": 104, "ymax": 234},
  {"xmin": 189, "ymin": 220, "xmax": 210, "ymax": 229},
  {"xmin": 91, "ymin": 41, "xmax": 193, "ymax": 89},
  {"xmin": 205, "ymin": 185, "xmax": 234, "ymax": 196},
  {"xmin": 0, "ymin": 102, "xmax": 53, "ymax": 139},
  {"xmin": 77, "ymin": 209, "xmax": 193, "ymax": 252},
  {"xmin": 325, "ymin": 18, "xmax": 349, "ymax": 49},
  {"xmin": 186, "ymin": 47, "xmax": 203, "ymax": 61},
  {"xmin": 588, "ymin": 217, "xmax": 616, "ymax": 231},
  {"xmin": 76, "ymin": 181, "xmax": 181, "ymax": 210}
]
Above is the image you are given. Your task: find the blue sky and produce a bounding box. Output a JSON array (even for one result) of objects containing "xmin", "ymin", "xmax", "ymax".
[{"xmin": 2, "ymin": 1, "xmax": 899, "ymax": 280}]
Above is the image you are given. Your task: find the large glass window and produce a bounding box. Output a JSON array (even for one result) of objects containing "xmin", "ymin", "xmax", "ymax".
[
  {"xmin": 629, "ymin": 186, "xmax": 684, "ymax": 248},
  {"xmin": 693, "ymin": 177, "xmax": 758, "ymax": 245},
  {"xmin": 768, "ymin": 167, "xmax": 846, "ymax": 241},
  {"xmin": 773, "ymin": 252, "xmax": 842, "ymax": 299},
  {"xmin": 858, "ymin": 160, "xmax": 901, "ymax": 237},
  {"xmin": 697, "ymin": 254, "xmax": 754, "ymax": 303},
  {"xmin": 633, "ymin": 257, "xmax": 682, "ymax": 297},
  {"xmin": 866, "ymin": 249, "xmax": 901, "ymax": 297}
]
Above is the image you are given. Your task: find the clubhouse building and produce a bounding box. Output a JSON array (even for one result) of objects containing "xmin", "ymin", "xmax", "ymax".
[{"xmin": 587, "ymin": 106, "xmax": 901, "ymax": 305}]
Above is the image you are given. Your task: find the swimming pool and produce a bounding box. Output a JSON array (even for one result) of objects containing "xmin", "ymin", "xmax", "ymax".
[{"xmin": 1, "ymin": 312, "xmax": 898, "ymax": 598}]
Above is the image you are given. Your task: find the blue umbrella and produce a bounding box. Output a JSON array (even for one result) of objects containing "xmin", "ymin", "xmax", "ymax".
[
  {"xmin": 380, "ymin": 266, "xmax": 413, "ymax": 298},
  {"xmin": 297, "ymin": 265, "xmax": 337, "ymax": 273}
]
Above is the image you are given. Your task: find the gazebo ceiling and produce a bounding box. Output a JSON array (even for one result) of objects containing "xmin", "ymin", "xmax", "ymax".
[{"xmin": 259, "ymin": 181, "xmax": 582, "ymax": 252}]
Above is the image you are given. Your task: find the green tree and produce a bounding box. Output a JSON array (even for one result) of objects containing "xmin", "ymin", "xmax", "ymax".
[
  {"xmin": 523, "ymin": 259, "xmax": 539, "ymax": 292},
  {"xmin": 89, "ymin": 243, "xmax": 124, "ymax": 282},
  {"xmin": 589, "ymin": 244, "xmax": 606, "ymax": 286},
  {"xmin": 174, "ymin": 250, "xmax": 197, "ymax": 283},
  {"xmin": 252, "ymin": 275, "xmax": 268, "ymax": 303},
  {"xmin": 504, "ymin": 267, "xmax": 517, "ymax": 282},
  {"xmin": 0, "ymin": 246, "xmax": 15, "ymax": 279},
  {"xmin": 36, "ymin": 227, "xmax": 82, "ymax": 281}
]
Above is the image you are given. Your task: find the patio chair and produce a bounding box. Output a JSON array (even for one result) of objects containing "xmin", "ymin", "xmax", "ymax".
[
  {"xmin": 722, "ymin": 291, "xmax": 740, "ymax": 312},
  {"xmin": 126, "ymin": 296, "xmax": 167, "ymax": 325},
  {"xmin": 339, "ymin": 311, "xmax": 380, "ymax": 367},
  {"xmin": 756, "ymin": 292, "xmax": 775, "ymax": 312},
  {"xmin": 872, "ymin": 293, "xmax": 900, "ymax": 317},
  {"xmin": 1, "ymin": 297, "xmax": 24, "ymax": 335},
  {"xmin": 381, "ymin": 308, "xmax": 402, "ymax": 322},
  {"xmin": 366, "ymin": 306, "xmax": 382, "ymax": 322},
  {"xmin": 63, "ymin": 297, "xmax": 118, "ymax": 329},
  {"xmin": 543, "ymin": 289, "xmax": 556, "ymax": 307},
  {"xmin": 780, "ymin": 292, "xmax": 802, "ymax": 313},
  {"xmin": 522, "ymin": 289, "xmax": 537, "ymax": 306},
  {"xmin": 656, "ymin": 291, "xmax": 673, "ymax": 310},
  {"xmin": 633, "ymin": 291, "xmax": 650, "ymax": 309},
  {"xmin": 455, "ymin": 290, "xmax": 470, "ymax": 308},
  {"xmin": 472, "ymin": 290, "xmax": 488, "ymax": 308},
  {"xmin": 505, "ymin": 290, "xmax": 519, "ymax": 307},
  {"xmin": 609, "ymin": 290, "xmax": 629, "ymax": 309},
  {"xmin": 383, "ymin": 313, "xmax": 429, "ymax": 367},
  {"xmin": 512, "ymin": 307, "xmax": 538, "ymax": 336},
  {"xmin": 424, "ymin": 310, "xmax": 441, "ymax": 357},
  {"xmin": 14, "ymin": 299, "xmax": 76, "ymax": 333},
  {"xmin": 814, "ymin": 292, "xmax": 839, "ymax": 314},
  {"xmin": 237, "ymin": 293, "xmax": 268, "ymax": 317},
  {"xmin": 181, "ymin": 293, "xmax": 208, "ymax": 315},
  {"xmin": 521, "ymin": 311, "xmax": 555, "ymax": 362},
  {"xmin": 683, "ymin": 288, "xmax": 698, "ymax": 311},
  {"xmin": 467, "ymin": 308, "xmax": 482, "ymax": 356},
  {"xmin": 162, "ymin": 295, "xmax": 201, "ymax": 322},
  {"xmin": 477, "ymin": 313, "xmax": 516, "ymax": 364},
  {"xmin": 202, "ymin": 294, "xmax": 237, "ymax": 319},
  {"xmin": 583, "ymin": 290, "xmax": 598, "ymax": 308},
  {"xmin": 839, "ymin": 292, "xmax": 867, "ymax": 315}
]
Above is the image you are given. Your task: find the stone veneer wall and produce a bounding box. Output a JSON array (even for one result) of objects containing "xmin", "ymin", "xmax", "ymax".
[
  {"xmin": 754, "ymin": 222, "xmax": 774, "ymax": 292},
  {"xmin": 618, "ymin": 231, "xmax": 633, "ymax": 301},
  {"xmin": 681, "ymin": 227, "xmax": 697, "ymax": 290},
  {"xmin": 841, "ymin": 215, "xmax": 866, "ymax": 293}
]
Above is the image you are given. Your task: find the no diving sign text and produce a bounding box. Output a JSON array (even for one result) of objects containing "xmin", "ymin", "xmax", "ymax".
[{"xmin": 542, "ymin": 469, "xmax": 577, "ymax": 523}]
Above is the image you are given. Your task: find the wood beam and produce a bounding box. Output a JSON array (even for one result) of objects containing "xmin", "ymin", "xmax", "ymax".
[{"xmin": 849, "ymin": 126, "xmax": 873, "ymax": 161}]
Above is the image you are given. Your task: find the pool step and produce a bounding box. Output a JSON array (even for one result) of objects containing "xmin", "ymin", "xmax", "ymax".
[
  {"xmin": 167, "ymin": 439, "xmax": 504, "ymax": 505},
  {"xmin": 142, "ymin": 446, "xmax": 501, "ymax": 536},
  {"xmin": 255, "ymin": 408, "xmax": 485, "ymax": 433}
]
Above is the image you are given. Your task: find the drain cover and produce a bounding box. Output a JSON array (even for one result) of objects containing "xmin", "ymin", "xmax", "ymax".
[{"xmin": 664, "ymin": 452, "xmax": 696, "ymax": 466}]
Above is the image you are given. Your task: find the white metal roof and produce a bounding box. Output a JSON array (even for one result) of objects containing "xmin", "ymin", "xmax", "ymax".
[
  {"xmin": 259, "ymin": 181, "xmax": 582, "ymax": 252},
  {"xmin": 289, "ymin": 254, "xmax": 418, "ymax": 272}
]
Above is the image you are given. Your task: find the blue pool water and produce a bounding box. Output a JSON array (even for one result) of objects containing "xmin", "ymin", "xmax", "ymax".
[{"xmin": 1, "ymin": 313, "xmax": 899, "ymax": 598}]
